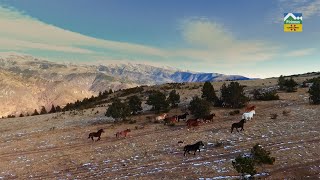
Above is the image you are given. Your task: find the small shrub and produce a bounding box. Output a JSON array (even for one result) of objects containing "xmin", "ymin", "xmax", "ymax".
[
  {"xmin": 270, "ymin": 113, "xmax": 278, "ymax": 119},
  {"xmin": 232, "ymin": 155, "xmax": 257, "ymax": 177},
  {"xmin": 253, "ymin": 89, "xmax": 279, "ymax": 101},
  {"xmin": 251, "ymin": 144, "xmax": 275, "ymax": 165},
  {"xmin": 129, "ymin": 120, "xmax": 137, "ymax": 124},
  {"xmin": 229, "ymin": 110, "xmax": 240, "ymax": 116},
  {"xmin": 214, "ymin": 141, "xmax": 224, "ymax": 148}
]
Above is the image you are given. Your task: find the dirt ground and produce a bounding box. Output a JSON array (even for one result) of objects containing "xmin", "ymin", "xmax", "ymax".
[{"xmin": 0, "ymin": 87, "xmax": 320, "ymax": 179}]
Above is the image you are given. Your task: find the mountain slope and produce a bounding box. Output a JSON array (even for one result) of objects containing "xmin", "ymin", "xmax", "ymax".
[{"xmin": 0, "ymin": 54, "xmax": 250, "ymax": 116}]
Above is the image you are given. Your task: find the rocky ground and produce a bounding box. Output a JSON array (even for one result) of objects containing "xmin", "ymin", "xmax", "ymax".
[{"xmin": 0, "ymin": 86, "xmax": 320, "ymax": 179}]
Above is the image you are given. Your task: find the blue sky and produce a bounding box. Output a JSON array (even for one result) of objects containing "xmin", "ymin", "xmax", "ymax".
[{"xmin": 0, "ymin": 0, "xmax": 319, "ymax": 78}]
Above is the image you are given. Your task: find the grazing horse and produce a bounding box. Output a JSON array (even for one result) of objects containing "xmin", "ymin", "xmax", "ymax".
[
  {"xmin": 177, "ymin": 112, "xmax": 189, "ymax": 122},
  {"xmin": 115, "ymin": 129, "xmax": 131, "ymax": 138},
  {"xmin": 231, "ymin": 119, "xmax": 246, "ymax": 133},
  {"xmin": 245, "ymin": 105, "xmax": 256, "ymax": 112},
  {"xmin": 203, "ymin": 113, "xmax": 215, "ymax": 122},
  {"xmin": 155, "ymin": 113, "xmax": 167, "ymax": 121},
  {"xmin": 242, "ymin": 110, "xmax": 255, "ymax": 121},
  {"xmin": 186, "ymin": 119, "xmax": 200, "ymax": 128},
  {"xmin": 183, "ymin": 141, "xmax": 205, "ymax": 156},
  {"xmin": 88, "ymin": 129, "xmax": 104, "ymax": 141},
  {"xmin": 164, "ymin": 115, "xmax": 178, "ymax": 125}
]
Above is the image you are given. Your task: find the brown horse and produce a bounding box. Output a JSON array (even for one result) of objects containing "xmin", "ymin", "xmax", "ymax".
[
  {"xmin": 203, "ymin": 113, "xmax": 215, "ymax": 122},
  {"xmin": 186, "ymin": 119, "xmax": 200, "ymax": 128},
  {"xmin": 164, "ymin": 115, "xmax": 178, "ymax": 125},
  {"xmin": 231, "ymin": 119, "xmax": 246, "ymax": 133},
  {"xmin": 88, "ymin": 129, "xmax": 104, "ymax": 141},
  {"xmin": 115, "ymin": 129, "xmax": 131, "ymax": 138}
]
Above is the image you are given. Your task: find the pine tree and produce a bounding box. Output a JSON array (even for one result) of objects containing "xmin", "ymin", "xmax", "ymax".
[
  {"xmin": 40, "ymin": 106, "xmax": 47, "ymax": 114},
  {"xmin": 105, "ymin": 98, "xmax": 131, "ymax": 121},
  {"xmin": 201, "ymin": 81, "xmax": 218, "ymax": 104},
  {"xmin": 168, "ymin": 90, "xmax": 180, "ymax": 108},
  {"xmin": 220, "ymin": 82, "xmax": 249, "ymax": 108},
  {"xmin": 308, "ymin": 81, "xmax": 320, "ymax": 104},
  {"xmin": 278, "ymin": 75, "xmax": 286, "ymax": 90},
  {"xmin": 32, "ymin": 109, "xmax": 40, "ymax": 116},
  {"xmin": 146, "ymin": 91, "xmax": 169, "ymax": 113},
  {"xmin": 188, "ymin": 96, "xmax": 211, "ymax": 119},
  {"xmin": 55, "ymin": 105, "xmax": 62, "ymax": 112},
  {"xmin": 48, "ymin": 105, "xmax": 56, "ymax": 113},
  {"xmin": 128, "ymin": 95, "xmax": 142, "ymax": 115},
  {"xmin": 284, "ymin": 77, "xmax": 298, "ymax": 92}
]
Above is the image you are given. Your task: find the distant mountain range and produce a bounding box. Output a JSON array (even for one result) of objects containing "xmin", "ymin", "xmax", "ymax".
[{"xmin": 0, "ymin": 54, "xmax": 250, "ymax": 116}]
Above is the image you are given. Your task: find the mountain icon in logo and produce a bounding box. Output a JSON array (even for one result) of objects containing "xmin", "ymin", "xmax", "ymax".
[{"xmin": 284, "ymin": 13, "xmax": 302, "ymax": 32}]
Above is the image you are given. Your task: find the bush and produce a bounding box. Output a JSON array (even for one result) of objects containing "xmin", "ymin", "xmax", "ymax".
[
  {"xmin": 253, "ymin": 89, "xmax": 279, "ymax": 101},
  {"xmin": 308, "ymin": 81, "xmax": 320, "ymax": 104},
  {"xmin": 251, "ymin": 144, "xmax": 275, "ymax": 165},
  {"xmin": 270, "ymin": 113, "xmax": 278, "ymax": 119},
  {"xmin": 229, "ymin": 110, "xmax": 240, "ymax": 116},
  {"xmin": 232, "ymin": 144, "xmax": 275, "ymax": 178},
  {"xmin": 188, "ymin": 96, "xmax": 211, "ymax": 119},
  {"xmin": 284, "ymin": 78, "xmax": 298, "ymax": 92},
  {"xmin": 220, "ymin": 82, "xmax": 249, "ymax": 108},
  {"xmin": 232, "ymin": 155, "xmax": 257, "ymax": 177}
]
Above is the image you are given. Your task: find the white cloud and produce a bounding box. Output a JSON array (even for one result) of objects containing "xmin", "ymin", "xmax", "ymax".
[
  {"xmin": 177, "ymin": 18, "xmax": 279, "ymax": 64},
  {"xmin": 0, "ymin": 6, "xmax": 282, "ymax": 72},
  {"xmin": 270, "ymin": 0, "xmax": 320, "ymax": 23},
  {"xmin": 284, "ymin": 48, "xmax": 316, "ymax": 57}
]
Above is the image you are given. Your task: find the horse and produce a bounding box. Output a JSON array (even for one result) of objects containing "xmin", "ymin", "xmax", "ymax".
[
  {"xmin": 245, "ymin": 105, "xmax": 256, "ymax": 112},
  {"xmin": 177, "ymin": 112, "xmax": 189, "ymax": 122},
  {"xmin": 155, "ymin": 113, "xmax": 167, "ymax": 121},
  {"xmin": 183, "ymin": 141, "xmax": 205, "ymax": 156},
  {"xmin": 242, "ymin": 110, "xmax": 255, "ymax": 121},
  {"xmin": 88, "ymin": 129, "xmax": 104, "ymax": 141},
  {"xmin": 164, "ymin": 115, "xmax": 178, "ymax": 125},
  {"xmin": 186, "ymin": 119, "xmax": 200, "ymax": 128},
  {"xmin": 231, "ymin": 119, "xmax": 246, "ymax": 133},
  {"xmin": 203, "ymin": 113, "xmax": 215, "ymax": 122},
  {"xmin": 115, "ymin": 129, "xmax": 131, "ymax": 138}
]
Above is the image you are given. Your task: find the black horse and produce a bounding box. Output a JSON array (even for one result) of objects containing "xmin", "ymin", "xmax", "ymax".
[
  {"xmin": 88, "ymin": 129, "xmax": 104, "ymax": 141},
  {"xmin": 231, "ymin": 119, "xmax": 246, "ymax": 133},
  {"xmin": 183, "ymin": 141, "xmax": 205, "ymax": 156},
  {"xmin": 177, "ymin": 112, "xmax": 189, "ymax": 122}
]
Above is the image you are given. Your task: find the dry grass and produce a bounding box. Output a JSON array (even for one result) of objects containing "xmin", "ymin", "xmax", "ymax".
[{"xmin": 0, "ymin": 83, "xmax": 320, "ymax": 179}]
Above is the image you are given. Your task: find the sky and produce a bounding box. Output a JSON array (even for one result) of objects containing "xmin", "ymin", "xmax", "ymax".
[{"xmin": 0, "ymin": 0, "xmax": 319, "ymax": 78}]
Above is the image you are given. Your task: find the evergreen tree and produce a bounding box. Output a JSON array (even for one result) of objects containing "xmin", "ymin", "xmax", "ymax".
[
  {"xmin": 146, "ymin": 91, "xmax": 169, "ymax": 113},
  {"xmin": 168, "ymin": 90, "xmax": 180, "ymax": 108},
  {"xmin": 55, "ymin": 105, "xmax": 62, "ymax": 112},
  {"xmin": 278, "ymin": 75, "xmax": 286, "ymax": 90},
  {"xmin": 201, "ymin": 81, "xmax": 218, "ymax": 104},
  {"xmin": 19, "ymin": 113, "xmax": 24, "ymax": 117},
  {"xmin": 48, "ymin": 105, "xmax": 56, "ymax": 113},
  {"xmin": 32, "ymin": 109, "xmax": 40, "ymax": 116},
  {"xmin": 284, "ymin": 77, "xmax": 298, "ymax": 92},
  {"xmin": 308, "ymin": 81, "xmax": 320, "ymax": 104},
  {"xmin": 128, "ymin": 95, "xmax": 142, "ymax": 115},
  {"xmin": 220, "ymin": 82, "xmax": 249, "ymax": 108},
  {"xmin": 105, "ymin": 98, "xmax": 131, "ymax": 121},
  {"xmin": 40, "ymin": 106, "xmax": 47, "ymax": 114},
  {"xmin": 188, "ymin": 96, "xmax": 211, "ymax": 119}
]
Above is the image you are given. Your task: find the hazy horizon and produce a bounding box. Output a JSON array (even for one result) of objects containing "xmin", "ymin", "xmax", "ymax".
[{"xmin": 0, "ymin": 0, "xmax": 319, "ymax": 78}]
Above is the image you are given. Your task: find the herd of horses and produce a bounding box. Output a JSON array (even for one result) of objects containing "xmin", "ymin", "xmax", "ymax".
[{"xmin": 88, "ymin": 105, "xmax": 257, "ymax": 156}]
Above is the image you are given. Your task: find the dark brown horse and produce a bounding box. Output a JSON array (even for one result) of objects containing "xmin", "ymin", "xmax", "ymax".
[
  {"xmin": 183, "ymin": 141, "xmax": 205, "ymax": 156},
  {"xmin": 88, "ymin": 129, "xmax": 104, "ymax": 141},
  {"xmin": 203, "ymin": 113, "xmax": 215, "ymax": 122},
  {"xmin": 177, "ymin": 112, "xmax": 189, "ymax": 122},
  {"xmin": 186, "ymin": 119, "xmax": 200, "ymax": 128},
  {"xmin": 231, "ymin": 119, "xmax": 246, "ymax": 133}
]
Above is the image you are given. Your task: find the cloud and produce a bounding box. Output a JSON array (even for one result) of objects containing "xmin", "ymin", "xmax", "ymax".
[
  {"xmin": 270, "ymin": 0, "xmax": 320, "ymax": 23},
  {"xmin": 177, "ymin": 18, "xmax": 279, "ymax": 64},
  {"xmin": 284, "ymin": 48, "xmax": 316, "ymax": 57},
  {"xmin": 0, "ymin": 6, "xmax": 281, "ymax": 72}
]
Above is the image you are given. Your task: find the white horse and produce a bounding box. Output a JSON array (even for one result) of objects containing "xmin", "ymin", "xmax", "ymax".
[
  {"xmin": 242, "ymin": 110, "xmax": 255, "ymax": 121},
  {"xmin": 155, "ymin": 113, "xmax": 167, "ymax": 121}
]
